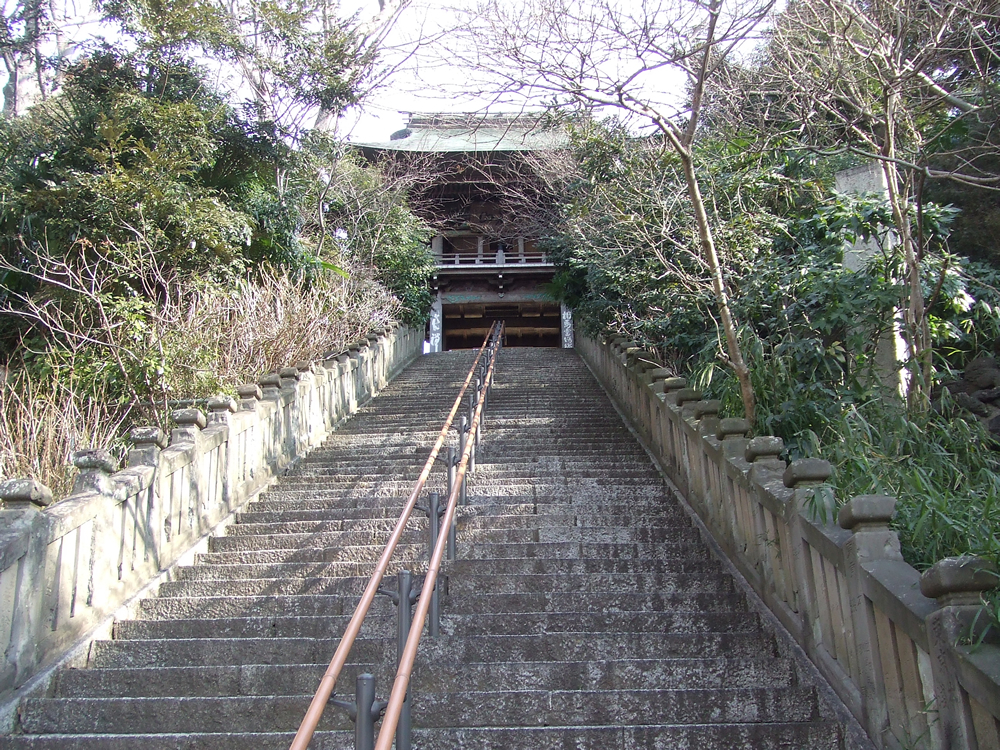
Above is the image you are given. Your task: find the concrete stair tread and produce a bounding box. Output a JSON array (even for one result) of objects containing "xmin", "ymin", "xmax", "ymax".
[
  {"xmin": 0, "ymin": 722, "xmax": 847, "ymax": 749},
  {"xmin": 21, "ymin": 685, "xmax": 827, "ymax": 735},
  {"xmin": 52, "ymin": 654, "xmax": 788, "ymax": 697}
]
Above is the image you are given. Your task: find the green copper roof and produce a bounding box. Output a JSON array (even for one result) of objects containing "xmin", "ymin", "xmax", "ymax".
[{"xmin": 353, "ymin": 113, "xmax": 568, "ymax": 153}]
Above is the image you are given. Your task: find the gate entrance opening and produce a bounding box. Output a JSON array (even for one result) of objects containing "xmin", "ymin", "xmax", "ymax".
[{"xmin": 442, "ymin": 302, "xmax": 561, "ymax": 349}]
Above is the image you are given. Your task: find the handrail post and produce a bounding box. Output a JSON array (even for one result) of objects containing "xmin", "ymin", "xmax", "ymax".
[
  {"xmin": 329, "ymin": 673, "xmax": 387, "ymax": 750},
  {"xmin": 375, "ymin": 571, "xmax": 418, "ymax": 750},
  {"xmin": 458, "ymin": 417, "xmax": 468, "ymax": 506},
  {"xmin": 395, "ymin": 571, "xmax": 416, "ymax": 750},
  {"xmin": 447, "ymin": 510, "xmax": 457, "ymax": 562},
  {"xmin": 427, "ymin": 494, "xmax": 442, "ymax": 637},
  {"xmin": 446, "ymin": 446, "xmax": 456, "ymax": 504},
  {"xmin": 427, "ymin": 491, "xmax": 440, "ymax": 559}
]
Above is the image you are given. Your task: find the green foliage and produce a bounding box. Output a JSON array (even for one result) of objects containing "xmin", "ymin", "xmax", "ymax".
[
  {"xmin": 0, "ymin": 50, "xmax": 285, "ymax": 278},
  {"xmin": 557, "ymin": 122, "xmax": 1000, "ymax": 570},
  {"xmin": 831, "ymin": 395, "xmax": 1000, "ymax": 570}
]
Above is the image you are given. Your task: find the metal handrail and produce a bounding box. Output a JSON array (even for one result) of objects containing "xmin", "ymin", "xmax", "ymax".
[
  {"xmin": 373, "ymin": 321, "xmax": 504, "ymax": 750},
  {"xmin": 289, "ymin": 321, "xmax": 501, "ymax": 750}
]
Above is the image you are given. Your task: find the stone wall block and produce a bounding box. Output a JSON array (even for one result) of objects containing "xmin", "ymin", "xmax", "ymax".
[
  {"xmin": 922, "ymin": 556, "xmax": 1000, "ymax": 747},
  {"xmin": 237, "ymin": 384, "xmax": 263, "ymax": 412},
  {"xmin": 920, "ymin": 556, "xmax": 999, "ymax": 608},
  {"xmin": 259, "ymin": 373, "xmax": 282, "ymax": 399},
  {"xmin": 207, "ymin": 396, "xmax": 238, "ymax": 424},
  {"xmin": 693, "ymin": 400, "xmax": 721, "ymax": 421},
  {"xmin": 70, "ymin": 450, "xmax": 117, "ymax": 497},
  {"xmin": 170, "ymin": 408, "xmax": 207, "ymax": 444},
  {"xmin": 0, "ymin": 479, "xmax": 53, "ymax": 508},
  {"xmin": 127, "ymin": 427, "xmax": 168, "ymax": 466},
  {"xmin": 278, "ymin": 367, "xmax": 301, "ymax": 389}
]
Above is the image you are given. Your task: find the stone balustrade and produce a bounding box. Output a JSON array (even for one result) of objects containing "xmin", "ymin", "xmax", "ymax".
[
  {"xmin": 0, "ymin": 323, "xmax": 422, "ymax": 704},
  {"xmin": 578, "ymin": 330, "xmax": 1000, "ymax": 750}
]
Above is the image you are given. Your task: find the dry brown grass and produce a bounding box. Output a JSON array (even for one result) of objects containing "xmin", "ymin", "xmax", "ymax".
[
  {"xmin": 0, "ymin": 250, "xmax": 405, "ymax": 497},
  {"xmin": 0, "ymin": 370, "xmax": 132, "ymax": 498}
]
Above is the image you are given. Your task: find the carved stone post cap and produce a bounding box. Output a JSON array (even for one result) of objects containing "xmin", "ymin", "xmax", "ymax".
[
  {"xmin": 693, "ymin": 400, "xmax": 721, "ymax": 420},
  {"xmin": 366, "ymin": 334, "xmax": 380, "ymax": 343},
  {"xmin": 72, "ymin": 449, "xmax": 117, "ymax": 473},
  {"xmin": 259, "ymin": 373, "xmax": 282, "ymax": 388},
  {"xmin": 662, "ymin": 377, "xmax": 687, "ymax": 392},
  {"xmin": 716, "ymin": 417, "xmax": 750, "ymax": 440},
  {"xmin": 620, "ymin": 341, "xmax": 640, "ymax": 350},
  {"xmin": 746, "ymin": 436, "xmax": 784, "ymax": 463},
  {"xmin": 171, "ymin": 409, "xmax": 207, "ymax": 430},
  {"xmin": 208, "ymin": 396, "xmax": 238, "ymax": 413},
  {"xmin": 237, "ymin": 384, "xmax": 263, "ymax": 401},
  {"xmin": 647, "ymin": 367, "xmax": 673, "ymax": 380},
  {"xmin": 129, "ymin": 426, "xmax": 168, "ymax": 448},
  {"xmin": 674, "ymin": 388, "xmax": 703, "ymax": 406},
  {"xmin": 838, "ymin": 495, "xmax": 896, "ymax": 530},
  {"xmin": 920, "ymin": 556, "xmax": 999, "ymax": 604},
  {"xmin": 783, "ymin": 458, "xmax": 832, "ymax": 488},
  {"xmin": 294, "ymin": 360, "xmax": 314, "ymax": 373},
  {"xmin": 0, "ymin": 478, "xmax": 53, "ymax": 507},
  {"xmin": 278, "ymin": 367, "xmax": 301, "ymax": 381}
]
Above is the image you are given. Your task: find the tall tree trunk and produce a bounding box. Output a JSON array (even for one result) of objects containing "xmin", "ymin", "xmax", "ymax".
[
  {"xmin": 880, "ymin": 126, "xmax": 930, "ymax": 410},
  {"xmin": 680, "ymin": 149, "xmax": 756, "ymax": 425}
]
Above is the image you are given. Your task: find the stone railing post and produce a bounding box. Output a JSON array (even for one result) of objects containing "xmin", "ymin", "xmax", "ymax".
[
  {"xmin": 0, "ymin": 478, "xmax": 53, "ymax": 691},
  {"xmin": 170, "ymin": 408, "xmax": 207, "ymax": 444},
  {"xmin": 238, "ymin": 384, "xmax": 262, "ymax": 412},
  {"xmin": 838, "ymin": 494, "xmax": 902, "ymax": 738},
  {"xmin": 921, "ymin": 555, "xmax": 1000, "ymax": 748},
  {"xmin": 714, "ymin": 417, "xmax": 750, "ymax": 459},
  {"xmin": 128, "ymin": 427, "xmax": 167, "ymax": 466},
  {"xmin": 0, "ymin": 479, "xmax": 53, "ymax": 509},
  {"xmin": 782, "ymin": 459, "xmax": 834, "ymax": 635},
  {"xmin": 70, "ymin": 450, "xmax": 118, "ymax": 498},
  {"xmin": 259, "ymin": 373, "xmax": 282, "ymax": 400},
  {"xmin": 207, "ymin": 396, "xmax": 238, "ymax": 424}
]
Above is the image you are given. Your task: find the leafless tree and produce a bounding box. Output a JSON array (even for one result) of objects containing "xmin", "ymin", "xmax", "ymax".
[{"xmin": 440, "ymin": 0, "xmax": 779, "ymax": 423}]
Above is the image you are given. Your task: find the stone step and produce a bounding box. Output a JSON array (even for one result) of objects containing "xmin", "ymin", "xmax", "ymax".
[
  {"xmin": 195, "ymin": 540, "xmax": 715, "ymax": 567},
  {"xmin": 233, "ymin": 509, "xmax": 691, "ymax": 529},
  {"xmin": 172, "ymin": 556, "xmax": 718, "ymax": 583},
  {"xmin": 113, "ymin": 611, "xmax": 766, "ymax": 642},
  {"xmin": 157, "ymin": 569, "xmax": 732, "ymax": 599},
  {"xmin": 1, "ymin": 722, "xmax": 846, "ymax": 749},
  {"xmin": 256, "ymin": 486, "xmax": 667, "ymax": 502},
  {"xmin": 21, "ymin": 684, "xmax": 824, "ymax": 735},
  {"xmin": 54, "ymin": 649, "xmax": 788, "ymax": 699},
  {"xmin": 194, "ymin": 540, "xmax": 715, "ymax": 567},
  {"xmin": 218, "ymin": 524, "xmax": 702, "ymax": 546},
  {"xmin": 137, "ymin": 589, "xmax": 746, "ymax": 621},
  {"xmin": 87, "ymin": 632, "xmax": 777, "ymax": 673}
]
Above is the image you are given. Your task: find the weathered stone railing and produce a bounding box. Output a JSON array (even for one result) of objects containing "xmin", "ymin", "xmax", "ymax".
[
  {"xmin": 0, "ymin": 323, "xmax": 423, "ymax": 702},
  {"xmin": 578, "ymin": 331, "xmax": 1000, "ymax": 750}
]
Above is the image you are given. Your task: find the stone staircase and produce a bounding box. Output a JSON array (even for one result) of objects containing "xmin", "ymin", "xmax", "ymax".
[{"xmin": 4, "ymin": 348, "xmax": 858, "ymax": 748}]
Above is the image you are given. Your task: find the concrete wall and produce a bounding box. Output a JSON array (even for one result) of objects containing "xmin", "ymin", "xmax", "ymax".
[
  {"xmin": 0, "ymin": 324, "xmax": 423, "ymax": 703},
  {"xmin": 578, "ymin": 331, "xmax": 1000, "ymax": 750}
]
